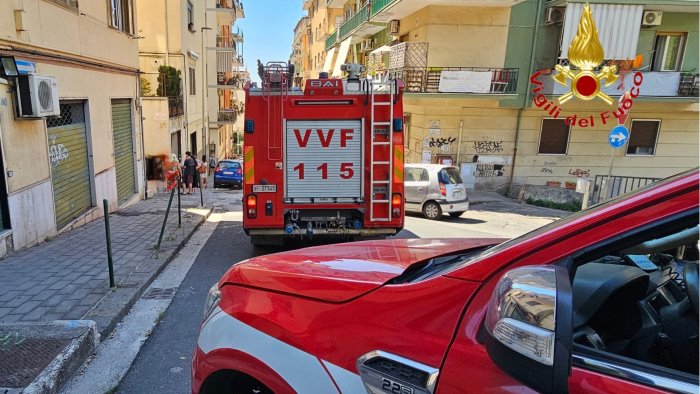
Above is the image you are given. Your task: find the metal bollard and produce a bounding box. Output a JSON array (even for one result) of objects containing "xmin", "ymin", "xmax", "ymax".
[
  {"xmin": 156, "ymin": 187, "xmax": 177, "ymax": 250},
  {"xmin": 103, "ymin": 199, "xmax": 115, "ymax": 288},
  {"xmin": 177, "ymin": 176, "xmax": 182, "ymax": 227}
]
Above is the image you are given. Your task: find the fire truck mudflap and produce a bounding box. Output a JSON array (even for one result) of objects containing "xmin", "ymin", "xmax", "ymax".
[{"xmin": 243, "ymin": 62, "xmax": 404, "ymax": 245}]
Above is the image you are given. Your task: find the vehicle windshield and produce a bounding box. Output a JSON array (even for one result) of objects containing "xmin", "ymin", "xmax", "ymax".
[
  {"xmin": 455, "ymin": 169, "xmax": 697, "ymax": 270},
  {"xmin": 219, "ymin": 161, "xmax": 240, "ymax": 169},
  {"xmin": 439, "ymin": 168, "xmax": 462, "ymax": 184}
]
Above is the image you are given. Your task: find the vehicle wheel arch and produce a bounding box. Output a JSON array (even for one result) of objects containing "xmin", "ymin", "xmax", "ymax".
[
  {"xmin": 421, "ymin": 200, "xmax": 443, "ymax": 220},
  {"xmin": 200, "ymin": 369, "xmax": 273, "ymax": 394}
]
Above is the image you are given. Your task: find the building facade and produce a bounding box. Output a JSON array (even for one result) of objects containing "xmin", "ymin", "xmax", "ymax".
[
  {"xmin": 137, "ymin": 0, "xmax": 245, "ymax": 193},
  {"xmin": 302, "ymin": 0, "xmax": 344, "ymax": 82},
  {"xmin": 0, "ymin": 0, "xmax": 144, "ymax": 256},
  {"xmin": 314, "ymin": 0, "xmax": 698, "ymax": 195}
]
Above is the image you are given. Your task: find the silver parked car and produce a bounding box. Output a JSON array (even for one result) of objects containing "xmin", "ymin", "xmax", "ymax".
[{"xmin": 404, "ymin": 164, "xmax": 469, "ymax": 220}]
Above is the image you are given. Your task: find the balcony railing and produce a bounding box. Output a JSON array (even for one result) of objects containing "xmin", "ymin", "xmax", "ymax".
[
  {"xmin": 338, "ymin": 4, "xmax": 369, "ymax": 40},
  {"xmin": 371, "ymin": 0, "xmax": 396, "ymax": 17},
  {"xmin": 216, "ymin": 36, "xmax": 238, "ymax": 48},
  {"xmin": 168, "ymin": 96, "xmax": 184, "ymax": 118},
  {"xmin": 325, "ymin": 30, "xmax": 338, "ymax": 50},
  {"xmin": 678, "ymin": 73, "xmax": 699, "ymax": 97},
  {"xmin": 388, "ymin": 67, "xmax": 519, "ymax": 94},
  {"xmin": 218, "ymin": 110, "xmax": 238, "ymax": 123},
  {"xmin": 215, "ymin": 0, "xmax": 243, "ymax": 12}
]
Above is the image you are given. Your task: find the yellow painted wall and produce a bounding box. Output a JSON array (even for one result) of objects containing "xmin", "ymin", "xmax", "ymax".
[
  {"xmin": 512, "ymin": 101, "xmax": 699, "ymax": 186},
  {"xmin": 307, "ymin": 5, "xmax": 344, "ymax": 80},
  {"xmin": 142, "ymin": 98, "xmax": 170, "ymax": 157},
  {"xmin": 398, "ymin": 6, "xmax": 510, "ymax": 68},
  {"xmin": 0, "ymin": 0, "xmax": 138, "ymax": 69},
  {"xmin": 404, "ymin": 95, "xmax": 517, "ymax": 192}
]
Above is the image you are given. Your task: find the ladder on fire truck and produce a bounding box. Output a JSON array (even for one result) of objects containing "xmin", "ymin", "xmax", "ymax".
[{"xmin": 369, "ymin": 80, "xmax": 396, "ymax": 222}]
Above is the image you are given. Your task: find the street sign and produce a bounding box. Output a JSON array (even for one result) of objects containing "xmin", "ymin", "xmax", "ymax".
[{"xmin": 608, "ymin": 125, "xmax": 629, "ymax": 149}]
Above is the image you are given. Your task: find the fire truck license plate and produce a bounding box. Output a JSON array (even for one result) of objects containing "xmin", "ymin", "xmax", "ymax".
[{"xmin": 253, "ymin": 185, "xmax": 276, "ymax": 193}]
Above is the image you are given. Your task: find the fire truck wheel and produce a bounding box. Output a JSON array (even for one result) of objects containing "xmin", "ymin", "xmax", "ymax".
[{"xmin": 422, "ymin": 201, "xmax": 442, "ymax": 220}]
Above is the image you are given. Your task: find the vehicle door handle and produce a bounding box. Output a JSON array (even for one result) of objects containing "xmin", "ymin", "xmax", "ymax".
[{"xmin": 417, "ymin": 187, "xmax": 424, "ymax": 192}]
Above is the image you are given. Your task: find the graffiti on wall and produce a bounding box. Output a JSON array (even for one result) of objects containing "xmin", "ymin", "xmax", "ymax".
[
  {"xmin": 49, "ymin": 143, "xmax": 69, "ymax": 167},
  {"xmin": 476, "ymin": 163, "xmax": 506, "ymax": 177},
  {"xmin": 540, "ymin": 167, "xmax": 553, "ymax": 174},
  {"xmin": 473, "ymin": 140, "xmax": 503, "ymax": 154},
  {"xmin": 429, "ymin": 137, "xmax": 456, "ymax": 148},
  {"xmin": 568, "ymin": 168, "xmax": 590, "ymax": 177}
]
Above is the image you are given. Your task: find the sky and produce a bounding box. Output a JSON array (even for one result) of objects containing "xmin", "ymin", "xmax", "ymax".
[{"xmin": 236, "ymin": 0, "xmax": 304, "ymax": 84}]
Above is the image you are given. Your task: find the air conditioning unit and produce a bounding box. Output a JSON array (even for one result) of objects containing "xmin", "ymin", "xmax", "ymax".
[
  {"xmin": 389, "ymin": 20, "xmax": 400, "ymax": 35},
  {"xmin": 545, "ymin": 7, "xmax": 565, "ymax": 24},
  {"xmin": 16, "ymin": 74, "xmax": 59, "ymax": 118},
  {"xmin": 642, "ymin": 11, "xmax": 663, "ymax": 26}
]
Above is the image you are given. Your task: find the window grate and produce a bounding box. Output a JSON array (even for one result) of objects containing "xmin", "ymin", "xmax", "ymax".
[{"xmin": 46, "ymin": 103, "xmax": 85, "ymax": 128}]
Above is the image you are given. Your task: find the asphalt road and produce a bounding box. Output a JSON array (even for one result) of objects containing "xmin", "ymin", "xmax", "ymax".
[{"xmin": 116, "ymin": 188, "xmax": 565, "ymax": 392}]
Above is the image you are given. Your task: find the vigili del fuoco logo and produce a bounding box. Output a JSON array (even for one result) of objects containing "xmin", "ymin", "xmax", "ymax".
[{"xmin": 529, "ymin": 3, "xmax": 643, "ymax": 128}]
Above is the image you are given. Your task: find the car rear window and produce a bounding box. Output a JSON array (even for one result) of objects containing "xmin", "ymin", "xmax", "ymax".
[
  {"xmin": 439, "ymin": 168, "xmax": 463, "ymax": 184},
  {"xmin": 219, "ymin": 161, "xmax": 240, "ymax": 169}
]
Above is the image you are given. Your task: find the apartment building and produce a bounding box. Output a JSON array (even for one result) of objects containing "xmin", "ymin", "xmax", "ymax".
[
  {"xmin": 316, "ymin": 0, "xmax": 698, "ymax": 194},
  {"xmin": 506, "ymin": 0, "xmax": 698, "ymax": 197},
  {"xmin": 291, "ymin": 16, "xmax": 310, "ymax": 87},
  {"xmin": 137, "ymin": 0, "xmax": 245, "ymax": 193},
  {"xmin": 0, "ymin": 0, "xmax": 144, "ymax": 256},
  {"xmin": 302, "ymin": 0, "xmax": 345, "ymax": 82},
  {"xmin": 323, "ymin": 0, "xmax": 524, "ymax": 192}
]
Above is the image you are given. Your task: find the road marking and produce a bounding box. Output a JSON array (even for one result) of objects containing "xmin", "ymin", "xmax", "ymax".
[{"xmin": 60, "ymin": 213, "xmax": 222, "ymax": 394}]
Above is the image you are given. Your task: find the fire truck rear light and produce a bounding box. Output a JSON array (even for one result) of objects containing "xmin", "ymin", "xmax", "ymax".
[
  {"xmin": 393, "ymin": 118, "xmax": 403, "ymax": 132},
  {"xmin": 247, "ymin": 195, "xmax": 257, "ymax": 218},
  {"xmin": 439, "ymin": 183, "xmax": 446, "ymax": 196},
  {"xmin": 392, "ymin": 193, "xmax": 402, "ymax": 218},
  {"xmin": 244, "ymin": 120, "xmax": 254, "ymax": 134}
]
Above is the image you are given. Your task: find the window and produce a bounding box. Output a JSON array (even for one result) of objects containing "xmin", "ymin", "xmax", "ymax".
[
  {"xmin": 538, "ymin": 118, "xmax": 570, "ymax": 155},
  {"xmin": 652, "ymin": 33, "xmax": 686, "ymax": 72},
  {"xmin": 627, "ymin": 120, "xmax": 660, "ymax": 156},
  {"xmin": 189, "ymin": 67, "xmax": 196, "ymax": 96},
  {"xmin": 406, "ymin": 168, "xmax": 428, "ymax": 182},
  {"xmin": 45, "ymin": 0, "xmax": 79, "ymax": 11},
  {"xmin": 109, "ymin": 0, "xmax": 134, "ymax": 34},
  {"xmin": 187, "ymin": 1, "xmax": 194, "ymax": 27}
]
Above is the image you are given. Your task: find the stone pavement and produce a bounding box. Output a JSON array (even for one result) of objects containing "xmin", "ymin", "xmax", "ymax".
[{"xmin": 0, "ymin": 191, "xmax": 211, "ymax": 334}]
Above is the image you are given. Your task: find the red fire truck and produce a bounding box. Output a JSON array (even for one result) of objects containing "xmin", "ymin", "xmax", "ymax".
[{"xmin": 242, "ymin": 62, "xmax": 405, "ymax": 245}]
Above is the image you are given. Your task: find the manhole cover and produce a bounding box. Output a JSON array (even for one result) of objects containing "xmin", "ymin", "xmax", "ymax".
[
  {"xmin": 142, "ymin": 287, "xmax": 177, "ymax": 300},
  {"xmin": 0, "ymin": 336, "xmax": 70, "ymax": 388}
]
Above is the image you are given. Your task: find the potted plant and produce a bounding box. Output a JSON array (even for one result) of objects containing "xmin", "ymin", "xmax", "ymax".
[
  {"xmin": 546, "ymin": 181, "xmax": 561, "ymax": 187},
  {"xmin": 565, "ymin": 181, "xmax": 577, "ymax": 190}
]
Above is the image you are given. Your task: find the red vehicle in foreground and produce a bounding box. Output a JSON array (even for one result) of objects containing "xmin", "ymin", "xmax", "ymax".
[{"xmin": 193, "ymin": 170, "xmax": 699, "ymax": 394}]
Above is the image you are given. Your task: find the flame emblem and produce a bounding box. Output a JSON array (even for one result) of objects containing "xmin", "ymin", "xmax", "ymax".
[{"xmin": 553, "ymin": 4, "xmax": 618, "ymax": 105}]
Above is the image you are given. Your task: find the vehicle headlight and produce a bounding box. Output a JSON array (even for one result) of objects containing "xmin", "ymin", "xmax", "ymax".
[{"xmin": 203, "ymin": 282, "xmax": 222, "ymax": 318}]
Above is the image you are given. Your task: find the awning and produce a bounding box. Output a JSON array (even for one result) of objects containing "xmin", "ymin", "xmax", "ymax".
[
  {"xmin": 322, "ymin": 48, "xmax": 335, "ymax": 73},
  {"xmin": 369, "ymin": 45, "xmax": 392, "ymax": 55},
  {"xmin": 561, "ymin": 3, "xmax": 643, "ymax": 60},
  {"xmin": 332, "ymin": 38, "xmax": 352, "ymax": 78}
]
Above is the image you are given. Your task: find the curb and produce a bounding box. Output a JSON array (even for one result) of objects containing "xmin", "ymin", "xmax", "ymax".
[
  {"xmin": 0, "ymin": 320, "xmax": 98, "ymax": 394},
  {"xmin": 84, "ymin": 207, "xmax": 213, "ymax": 339}
]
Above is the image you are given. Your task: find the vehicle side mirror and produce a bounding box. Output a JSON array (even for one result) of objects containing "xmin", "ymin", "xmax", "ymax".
[{"xmin": 484, "ymin": 265, "xmax": 572, "ymax": 394}]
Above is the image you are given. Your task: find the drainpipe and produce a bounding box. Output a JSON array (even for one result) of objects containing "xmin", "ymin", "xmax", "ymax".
[
  {"xmin": 508, "ymin": 0, "xmax": 543, "ymax": 195},
  {"xmin": 456, "ymin": 119, "xmax": 464, "ymax": 165}
]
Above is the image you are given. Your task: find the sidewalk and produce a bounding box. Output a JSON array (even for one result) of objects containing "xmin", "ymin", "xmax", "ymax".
[{"xmin": 0, "ymin": 191, "xmax": 211, "ymax": 391}]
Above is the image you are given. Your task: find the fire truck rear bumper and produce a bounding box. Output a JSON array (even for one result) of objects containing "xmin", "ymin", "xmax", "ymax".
[{"xmin": 246, "ymin": 228, "xmax": 400, "ymax": 236}]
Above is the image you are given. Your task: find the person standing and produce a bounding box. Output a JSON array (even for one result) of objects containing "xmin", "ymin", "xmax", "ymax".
[
  {"xmin": 198, "ymin": 155, "xmax": 208, "ymax": 189},
  {"xmin": 208, "ymin": 155, "xmax": 216, "ymax": 176},
  {"xmin": 183, "ymin": 151, "xmax": 196, "ymax": 194}
]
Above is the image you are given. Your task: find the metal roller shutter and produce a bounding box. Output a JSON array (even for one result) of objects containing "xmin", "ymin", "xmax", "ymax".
[
  {"xmin": 111, "ymin": 99, "xmax": 136, "ymax": 202},
  {"xmin": 285, "ymin": 119, "xmax": 363, "ymax": 199},
  {"xmin": 47, "ymin": 103, "xmax": 92, "ymax": 229}
]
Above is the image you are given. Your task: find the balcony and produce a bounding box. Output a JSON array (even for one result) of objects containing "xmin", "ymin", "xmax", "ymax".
[
  {"xmin": 539, "ymin": 70, "xmax": 700, "ymax": 99},
  {"xmin": 217, "ymin": 109, "xmax": 238, "ymax": 123},
  {"xmin": 168, "ymin": 96, "xmax": 184, "ymax": 118},
  {"xmin": 209, "ymin": 0, "xmax": 244, "ymax": 18},
  {"xmin": 338, "ymin": 4, "xmax": 369, "ymax": 40},
  {"xmin": 325, "ymin": 30, "xmax": 338, "ymax": 50},
  {"xmin": 326, "ymin": 0, "xmax": 344, "ymax": 7},
  {"xmin": 216, "ymin": 36, "xmax": 238, "ymax": 48},
  {"xmin": 371, "ymin": 0, "xmax": 525, "ymax": 22},
  {"xmin": 371, "ymin": 0, "xmax": 396, "ymax": 17},
  {"xmin": 388, "ymin": 67, "xmax": 519, "ymax": 94}
]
